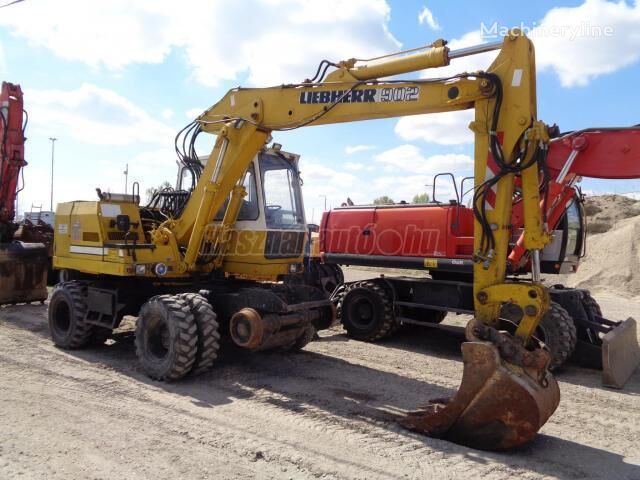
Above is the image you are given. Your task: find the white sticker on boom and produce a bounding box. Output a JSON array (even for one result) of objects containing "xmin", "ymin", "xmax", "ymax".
[
  {"xmin": 101, "ymin": 203, "xmax": 121, "ymax": 217},
  {"xmin": 230, "ymin": 94, "xmax": 235, "ymax": 107},
  {"xmin": 58, "ymin": 223, "xmax": 68, "ymax": 234},
  {"xmin": 511, "ymin": 69, "xmax": 523, "ymax": 87}
]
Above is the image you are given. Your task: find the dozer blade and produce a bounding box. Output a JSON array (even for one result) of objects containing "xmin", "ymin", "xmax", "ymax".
[
  {"xmin": 0, "ymin": 242, "xmax": 49, "ymax": 306},
  {"xmin": 602, "ymin": 318, "xmax": 640, "ymax": 389},
  {"xmin": 400, "ymin": 341, "xmax": 560, "ymax": 450}
]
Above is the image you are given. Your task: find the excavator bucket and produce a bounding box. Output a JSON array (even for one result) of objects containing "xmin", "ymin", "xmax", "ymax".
[
  {"xmin": 400, "ymin": 341, "xmax": 560, "ymax": 450},
  {"xmin": 0, "ymin": 242, "xmax": 49, "ymax": 306},
  {"xmin": 601, "ymin": 318, "xmax": 640, "ymax": 389}
]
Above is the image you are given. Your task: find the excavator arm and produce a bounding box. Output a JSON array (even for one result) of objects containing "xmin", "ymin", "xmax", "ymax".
[
  {"xmin": 0, "ymin": 82, "xmax": 26, "ymax": 236},
  {"xmin": 162, "ymin": 31, "xmax": 559, "ymax": 449},
  {"xmin": 0, "ymin": 81, "xmax": 50, "ymax": 306}
]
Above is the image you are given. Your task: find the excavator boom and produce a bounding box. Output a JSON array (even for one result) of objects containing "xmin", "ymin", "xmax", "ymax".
[
  {"xmin": 0, "ymin": 81, "xmax": 49, "ymax": 305},
  {"xmin": 181, "ymin": 31, "xmax": 560, "ymax": 449}
]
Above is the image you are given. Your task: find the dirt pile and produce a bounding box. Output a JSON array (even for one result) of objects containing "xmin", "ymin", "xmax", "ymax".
[
  {"xmin": 554, "ymin": 195, "xmax": 640, "ymax": 298},
  {"xmin": 583, "ymin": 194, "xmax": 640, "ymax": 234}
]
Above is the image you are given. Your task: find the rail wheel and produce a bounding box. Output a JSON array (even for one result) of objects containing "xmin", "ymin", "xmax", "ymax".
[
  {"xmin": 135, "ymin": 295, "xmax": 198, "ymax": 381},
  {"xmin": 340, "ymin": 280, "xmax": 397, "ymax": 341},
  {"xmin": 48, "ymin": 281, "xmax": 93, "ymax": 349}
]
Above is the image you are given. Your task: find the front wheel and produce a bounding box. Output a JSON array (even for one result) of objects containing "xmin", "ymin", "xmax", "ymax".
[{"xmin": 48, "ymin": 282, "xmax": 93, "ymax": 349}]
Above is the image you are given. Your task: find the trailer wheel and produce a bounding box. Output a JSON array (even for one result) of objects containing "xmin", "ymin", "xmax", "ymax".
[
  {"xmin": 48, "ymin": 281, "xmax": 93, "ymax": 349},
  {"xmin": 178, "ymin": 293, "xmax": 221, "ymax": 376},
  {"xmin": 501, "ymin": 301, "xmax": 577, "ymax": 371},
  {"xmin": 341, "ymin": 281, "xmax": 396, "ymax": 341},
  {"xmin": 135, "ymin": 295, "xmax": 198, "ymax": 381}
]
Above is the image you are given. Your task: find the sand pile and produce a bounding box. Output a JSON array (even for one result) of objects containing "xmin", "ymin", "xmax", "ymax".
[
  {"xmin": 583, "ymin": 194, "xmax": 640, "ymax": 233},
  {"xmin": 553, "ymin": 195, "xmax": 640, "ymax": 298}
]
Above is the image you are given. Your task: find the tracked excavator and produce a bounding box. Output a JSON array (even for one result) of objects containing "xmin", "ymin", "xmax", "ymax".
[
  {"xmin": 0, "ymin": 81, "xmax": 51, "ymax": 306},
  {"xmin": 316, "ymin": 126, "xmax": 640, "ymax": 388},
  {"xmin": 52, "ymin": 30, "xmax": 601, "ymax": 450}
]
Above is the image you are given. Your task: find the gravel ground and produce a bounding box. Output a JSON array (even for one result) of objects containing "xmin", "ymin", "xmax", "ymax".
[{"xmin": 0, "ymin": 268, "xmax": 639, "ymax": 479}]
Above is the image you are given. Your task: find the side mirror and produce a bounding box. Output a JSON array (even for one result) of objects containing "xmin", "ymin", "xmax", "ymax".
[{"xmin": 116, "ymin": 214, "xmax": 131, "ymax": 232}]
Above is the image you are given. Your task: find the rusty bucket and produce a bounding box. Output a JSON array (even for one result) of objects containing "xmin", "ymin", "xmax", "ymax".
[
  {"xmin": 400, "ymin": 340, "xmax": 560, "ymax": 450},
  {"xmin": 0, "ymin": 241, "xmax": 49, "ymax": 305}
]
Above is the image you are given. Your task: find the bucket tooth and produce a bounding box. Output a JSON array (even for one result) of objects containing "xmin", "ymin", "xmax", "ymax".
[{"xmin": 400, "ymin": 341, "xmax": 560, "ymax": 450}]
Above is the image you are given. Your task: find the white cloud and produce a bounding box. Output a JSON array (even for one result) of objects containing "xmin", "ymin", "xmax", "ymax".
[
  {"xmin": 344, "ymin": 162, "xmax": 366, "ymax": 171},
  {"xmin": 161, "ymin": 108, "xmax": 174, "ymax": 120},
  {"xmin": 299, "ymin": 146, "xmax": 471, "ymax": 220},
  {"xmin": 395, "ymin": 109, "xmax": 474, "ymax": 145},
  {"xmin": 345, "ymin": 144, "xmax": 376, "ymax": 154},
  {"xmin": 418, "ymin": 6, "xmax": 441, "ymax": 31},
  {"xmin": 0, "ymin": 41, "xmax": 6, "ymax": 77},
  {"xmin": 26, "ymin": 83, "xmax": 175, "ymax": 146},
  {"xmin": 530, "ymin": 0, "xmax": 640, "ymax": 87},
  {"xmin": 393, "ymin": 29, "xmax": 497, "ymax": 146},
  {"xmin": 374, "ymin": 144, "xmax": 473, "ymax": 174},
  {"xmin": 186, "ymin": 107, "xmax": 206, "ymax": 119},
  {"xmin": 0, "ymin": 0, "xmax": 400, "ymax": 87}
]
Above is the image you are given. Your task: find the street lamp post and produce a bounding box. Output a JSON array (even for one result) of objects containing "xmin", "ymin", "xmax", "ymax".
[
  {"xmin": 319, "ymin": 194, "xmax": 327, "ymax": 211},
  {"xmin": 49, "ymin": 137, "xmax": 57, "ymax": 211}
]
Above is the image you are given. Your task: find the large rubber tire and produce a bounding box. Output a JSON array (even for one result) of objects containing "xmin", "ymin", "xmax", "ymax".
[
  {"xmin": 178, "ymin": 293, "xmax": 221, "ymax": 376},
  {"xmin": 340, "ymin": 281, "xmax": 396, "ymax": 341},
  {"xmin": 48, "ymin": 281, "xmax": 93, "ymax": 349},
  {"xmin": 282, "ymin": 324, "xmax": 317, "ymax": 352},
  {"xmin": 319, "ymin": 264, "xmax": 344, "ymax": 295},
  {"xmin": 581, "ymin": 291, "xmax": 603, "ymax": 317},
  {"xmin": 502, "ymin": 301, "xmax": 577, "ymax": 371},
  {"xmin": 135, "ymin": 295, "xmax": 198, "ymax": 381},
  {"xmin": 538, "ymin": 303, "xmax": 578, "ymax": 371}
]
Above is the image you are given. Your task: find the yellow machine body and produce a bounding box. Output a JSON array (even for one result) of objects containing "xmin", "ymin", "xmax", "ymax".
[
  {"xmin": 51, "ymin": 31, "xmax": 573, "ymax": 449},
  {"xmin": 54, "ymin": 150, "xmax": 307, "ymax": 282}
]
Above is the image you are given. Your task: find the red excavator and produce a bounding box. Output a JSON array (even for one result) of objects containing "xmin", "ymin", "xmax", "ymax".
[
  {"xmin": 313, "ymin": 126, "xmax": 640, "ymax": 388},
  {"xmin": 0, "ymin": 81, "xmax": 51, "ymax": 305}
]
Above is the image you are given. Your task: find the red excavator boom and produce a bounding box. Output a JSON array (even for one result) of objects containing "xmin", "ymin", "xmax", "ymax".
[
  {"xmin": 0, "ymin": 82, "xmax": 26, "ymax": 229},
  {"xmin": 0, "ymin": 81, "xmax": 50, "ymax": 305}
]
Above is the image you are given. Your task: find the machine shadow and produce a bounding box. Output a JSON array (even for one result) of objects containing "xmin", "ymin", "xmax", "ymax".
[
  {"xmin": 98, "ymin": 330, "xmax": 640, "ymax": 480},
  {"xmin": 2, "ymin": 308, "xmax": 638, "ymax": 479},
  {"xmin": 322, "ymin": 321, "xmax": 640, "ymax": 396}
]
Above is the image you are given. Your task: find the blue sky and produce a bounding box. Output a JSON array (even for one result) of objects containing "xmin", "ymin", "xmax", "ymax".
[{"xmin": 1, "ymin": 0, "xmax": 639, "ymax": 222}]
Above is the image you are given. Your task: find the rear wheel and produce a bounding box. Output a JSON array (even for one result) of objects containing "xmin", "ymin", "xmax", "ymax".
[
  {"xmin": 48, "ymin": 282, "xmax": 93, "ymax": 349},
  {"xmin": 282, "ymin": 324, "xmax": 316, "ymax": 352},
  {"xmin": 135, "ymin": 295, "xmax": 198, "ymax": 381},
  {"xmin": 340, "ymin": 280, "xmax": 397, "ymax": 341},
  {"xmin": 178, "ymin": 293, "xmax": 220, "ymax": 376}
]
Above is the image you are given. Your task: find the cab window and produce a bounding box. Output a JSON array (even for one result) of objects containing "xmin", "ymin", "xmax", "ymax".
[
  {"xmin": 214, "ymin": 165, "xmax": 259, "ymax": 221},
  {"xmin": 260, "ymin": 154, "xmax": 304, "ymax": 229}
]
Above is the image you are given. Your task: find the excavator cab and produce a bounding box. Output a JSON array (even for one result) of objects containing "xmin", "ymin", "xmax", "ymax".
[{"xmin": 173, "ymin": 145, "xmax": 308, "ymax": 279}]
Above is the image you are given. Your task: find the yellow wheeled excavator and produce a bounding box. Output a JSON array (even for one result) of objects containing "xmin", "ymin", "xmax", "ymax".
[{"xmin": 52, "ymin": 30, "xmax": 582, "ymax": 450}]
